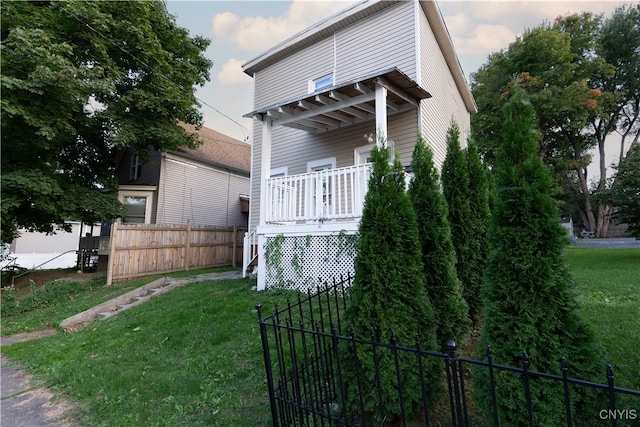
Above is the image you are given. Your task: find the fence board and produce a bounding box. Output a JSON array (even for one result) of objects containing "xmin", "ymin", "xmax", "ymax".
[{"xmin": 106, "ymin": 221, "xmax": 245, "ymax": 284}]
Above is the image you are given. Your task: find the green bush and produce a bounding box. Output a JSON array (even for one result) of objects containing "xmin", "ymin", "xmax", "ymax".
[
  {"xmin": 408, "ymin": 135, "xmax": 469, "ymax": 349},
  {"xmin": 464, "ymin": 137, "xmax": 491, "ymax": 324},
  {"xmin": 442, "ymin": 121, "xmax": 482, "ymax": 321},
  {"xmin": 475, "ymin": 84, "xmax": 607, "ymax": 426},
  {"xmin": 342, "ymin": 144, "xmax": 441, "ymax": 424}
]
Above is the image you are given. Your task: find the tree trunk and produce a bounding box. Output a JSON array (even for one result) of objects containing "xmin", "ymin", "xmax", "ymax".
[{"xmin": 576, "ymin": 167, "xmax": 597, "ymax": 232}]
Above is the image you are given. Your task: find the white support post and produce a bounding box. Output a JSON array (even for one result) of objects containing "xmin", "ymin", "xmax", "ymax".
[
  {"xmin": 257, "ymin": 234, "xmax": 267, "ymax": 291},
  {"xmin": 375, "ymin": 82, "xmax": 388, "ymax": 148},
  {"xmin": 259, "ymin": 118, "xmax": 273, "ymax": 226}
]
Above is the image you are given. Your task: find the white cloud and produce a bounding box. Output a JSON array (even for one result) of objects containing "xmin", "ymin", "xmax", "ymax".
[
  {"xmin": 212, "ymin": 0, "xmax": 356, "ymax": 52},
  {"xmin": 441, "ymin": 1, "xmax": 627, "ymax": 74},
  {"xmin": 217, "ymin": 58, "xmax": 252, "ymax": 86}
]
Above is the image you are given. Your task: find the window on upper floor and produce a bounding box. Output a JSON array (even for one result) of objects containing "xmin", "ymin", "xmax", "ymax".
[
  {"xmin": 130, "ymin": 152, "xmax": 142, "ymax": 181},
  {"xmin": 308, "ymin": 73, "xmax": 334, "ymax": 93}
]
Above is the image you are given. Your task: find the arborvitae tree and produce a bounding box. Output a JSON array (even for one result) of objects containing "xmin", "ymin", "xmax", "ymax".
[
  {"xmin": 475, "ymin": 84, "xmax": 606, "ymax": 426},
  {"xmin": 464, "ymin": 137, "xmax": 491, "ymax": 324},
  {"xmin": 441, "ymin": 121, "xmax": 481, "ymax": 321},
  {"xmin": 343, "ymin": 144, "xmax": 440, "ymax": 424},
  {"xmin": 408, "ymin": 135, "xmax": 470, "ymax": 349}
]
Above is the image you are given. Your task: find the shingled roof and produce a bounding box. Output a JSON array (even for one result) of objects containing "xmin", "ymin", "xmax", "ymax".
[{"xmin": 172, "ymin": 123, "xmax": 251, "ymax": 176}]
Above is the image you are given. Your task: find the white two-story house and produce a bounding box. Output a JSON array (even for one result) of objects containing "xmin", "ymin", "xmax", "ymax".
[{"xmin": 242, "ymin": 0, "xmax": 476, "ymax": 291}]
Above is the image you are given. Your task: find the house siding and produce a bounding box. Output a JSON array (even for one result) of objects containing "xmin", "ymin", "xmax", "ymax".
[
  {"xmin": 117, "ymin": 149, "xmax": 162, "ymax": 186},
  {"xmin": 254, "ymin": 37, "xmax": 335, "ymax": 110},
  {"xmin": 252, "ymin": 2, "xmax": 415, "ymax": 111},
  {"xmin": 335, "ymin": 1, "xmax": 416, "ymax": 83},
  {"xmin": 417, "ymin": 7, "xmax": 470, "ymax": 169},
  {"xmin": 157, "ymin": 158, "xmax": 248, "ymax": 228}
]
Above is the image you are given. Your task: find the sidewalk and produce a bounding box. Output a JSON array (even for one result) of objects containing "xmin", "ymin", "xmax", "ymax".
[{"xmin": 1, "ymin": 354, "xmax": 77, "ymax": 427}]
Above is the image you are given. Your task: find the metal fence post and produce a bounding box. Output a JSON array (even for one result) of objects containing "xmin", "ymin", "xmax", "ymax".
[{"xmin": 256, "ymin": 303, "xmax": 279, "ymax": 427}]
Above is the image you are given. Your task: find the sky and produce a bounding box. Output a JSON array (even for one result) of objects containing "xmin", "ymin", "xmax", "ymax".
[{"xmin": 165, "ymin": 0, "xmax": 631, "ymax": 179}]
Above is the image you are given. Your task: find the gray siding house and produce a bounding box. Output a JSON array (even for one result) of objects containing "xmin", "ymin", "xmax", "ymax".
[
  {"xmin": 117, "ymin": 124, "xmax": 251, "ymax": 229},
  {"xmin": 242, "ymin": 0, "xmax": 476, "ymax": 291}
]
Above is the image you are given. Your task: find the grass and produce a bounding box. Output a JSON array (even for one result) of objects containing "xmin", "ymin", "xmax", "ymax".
[
  {"xmin": 1, "ymin": 269, "xmax": 291, "ymax": 426},
  {"xmin": 1, "ymin": 250, "xmax": 638, "ymax": 426},
  {"xmin": 565, "ymin": 247, "xmax": 640, "ymax": 390}
]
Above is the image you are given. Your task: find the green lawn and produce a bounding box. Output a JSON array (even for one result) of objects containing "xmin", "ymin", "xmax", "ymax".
[
  {"xmin": 1, "ymin": 249, "xmax": 638, "ymax": 426},
  {"xmin": 565, "ymin": 247, "xmax": 640, "ymax": 390}
]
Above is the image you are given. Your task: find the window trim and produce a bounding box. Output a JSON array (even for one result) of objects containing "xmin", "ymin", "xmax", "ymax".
[
  {"xmin": 308, "ymin": 73, "xmax": 334, "ymax": 93},
  {"xmin": 118, "ymin": 187, "xmax": 155, "ymax": 224}
]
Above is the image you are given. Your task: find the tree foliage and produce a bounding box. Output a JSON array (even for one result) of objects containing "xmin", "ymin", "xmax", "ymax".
[
  {"xmin": 475, "ymin": 84, "xmax": 606, "ymax": 426},
  {"xmin": 343, "ymin": 144, "xmax": 440, "ymax": 424},
  {"xmin": 471, "ymin": 8, "xmax": 640, "ymax": 237},
  {"xmin": 606, "ymin": 142, "xmax": 640, "ymax": 238},
  {"xmin": 408, "ymin": 134, "xmax": 469, "ymax": 349},
  {"xmin": 441, "ymin": 121, "xmax": 481, "ymax": 321},
  {"xmin": 1, "ymin": 0, "xmax": 212, "ymax": 243}
]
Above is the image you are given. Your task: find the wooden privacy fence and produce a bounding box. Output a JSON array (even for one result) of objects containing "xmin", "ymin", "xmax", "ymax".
[{"xmin": 106, "ymin": 221, "xmax": 246, "ymax": 285}]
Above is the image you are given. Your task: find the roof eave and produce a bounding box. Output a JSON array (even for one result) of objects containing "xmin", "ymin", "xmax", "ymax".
[
  {"xmin": 242, "ymin": 0, "xmax": 398, "ymax": 77},
  {"xmin": 419, "ymin": 0, "xmax": 477, "ymax": 114}
]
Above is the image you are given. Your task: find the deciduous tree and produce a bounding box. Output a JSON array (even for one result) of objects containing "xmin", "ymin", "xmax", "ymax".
[
  {"xmin": 1, "ymin": 0, "xmax": 212, "ymax": 243},
  {"xmin": 471, "ymin": 8, "xmax": 639, "ymax": 237},
  {"xmin": 606, "ymin": 142, "xmax": 640, "ymax": 238}
]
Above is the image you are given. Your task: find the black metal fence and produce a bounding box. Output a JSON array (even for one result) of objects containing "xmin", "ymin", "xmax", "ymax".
[{"xmin": 256, "ymin": 274, "xmax": 640, "ymax": 427}]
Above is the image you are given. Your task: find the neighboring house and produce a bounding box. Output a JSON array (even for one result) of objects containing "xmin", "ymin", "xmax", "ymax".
[
  {"xmin": 116, "ymin": 124, "xmax": 251, "ymax": 228},
  {"xmin": 242, "ymin": 0, "xmax": 476, "ymax": 291},
  {"xmin": 3, "ymin": 221, "xmax": 101, "ymax": 271}
]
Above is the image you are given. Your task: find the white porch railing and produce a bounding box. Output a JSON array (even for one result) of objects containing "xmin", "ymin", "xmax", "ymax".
[
  {"xmin": 242, "ymin": 227, "xmax": 259, "ymax": 278},
  {"xmin": 265, "ymin": 163, "xmax": 372, "ymax": 224}
]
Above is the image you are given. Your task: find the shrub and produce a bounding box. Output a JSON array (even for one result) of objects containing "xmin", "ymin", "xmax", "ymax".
[
  {"xmin": 442, "ymin": 121, "xmax": 482, "ymax": 321},
  {"xmin": 475, "ymin": 84, "xmax": 607, "ymax": 426},
  {"xmin": 408, "ymin": 135, "xmax": 470, "ymax": 349},
  {"xmin": 342, "ymin": 144, "xmax": 440, "ymax": 424}
]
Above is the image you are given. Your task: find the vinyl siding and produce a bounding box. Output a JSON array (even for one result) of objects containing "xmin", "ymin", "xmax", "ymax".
[
  {"xmin": 335, "ymin": 1, "xmax": 416, "ymax": 83},
  {"xmin": 158, "ymin": 158, "xmax": 249, "ymax": 228},
  {"xmin": 254, "ymin": 37, "xmax": 334, "ymax": 109},
  {"xmin": 117, "ymin": 149, "xmax": 162, "ymax": 186},
  {"xmin": 252, "ymin": 2, "xmax": 416, "ymax": 110},
  {"xmin": 418, "ymin": 7, "xmax": 470, "ymax": 170}
]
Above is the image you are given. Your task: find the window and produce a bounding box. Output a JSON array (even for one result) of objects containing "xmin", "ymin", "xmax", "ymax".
[
  {"xmin": 130, "ymin": 152, "xmax": 142, "ymax": 181},
  {"xmin": 308, "ymin": 73, "xmax": 333, "ymax": 93},
  {"xmin": 118, "ymin": 187, "xmax": 155, "ymax": 224},
  {"xmin": 307, "ymin": 158, "xmax": 336, "ymax": 219},
  {"xmin": 123, "ymin": 196, "xmax": 147, "ymax": 223}
]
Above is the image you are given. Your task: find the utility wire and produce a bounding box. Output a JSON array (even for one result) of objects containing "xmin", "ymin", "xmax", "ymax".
[{"xmin": 54, "ymin": 3, "xmax": 250, "ymax": 142}]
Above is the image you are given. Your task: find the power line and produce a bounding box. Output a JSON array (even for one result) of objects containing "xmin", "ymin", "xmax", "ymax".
[{"xmin": 54, "ymin": 2, "xmax": 250, "ymax": 142}]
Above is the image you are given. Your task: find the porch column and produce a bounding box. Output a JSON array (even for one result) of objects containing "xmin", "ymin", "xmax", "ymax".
[
  {"xmin": 259, "ymin": 118, "xmax": 273, "ymax": 226},
  {"xmin": 375, "ymin": 82, "xmax": 388, "ymax": 148}
]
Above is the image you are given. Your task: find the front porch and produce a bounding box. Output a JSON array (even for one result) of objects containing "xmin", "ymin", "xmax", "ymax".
[{"xmin": 244, "ymin": 164, "xmax": 370, "ymax": 291}]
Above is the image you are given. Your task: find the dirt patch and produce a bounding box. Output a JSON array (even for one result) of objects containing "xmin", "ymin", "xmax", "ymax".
[
  {"xmin": 0, "ymin": 329, "xmax": 58, "ymax": 346},
  {"xmin": 2, "ymin": 269, "xmax": 105, "ymax": 301}
]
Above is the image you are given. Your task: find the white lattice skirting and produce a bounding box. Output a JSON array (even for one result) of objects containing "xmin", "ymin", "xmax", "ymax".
[{"xmin": 263, "ymin": 231, "xmax": 356, "ymax": 292}]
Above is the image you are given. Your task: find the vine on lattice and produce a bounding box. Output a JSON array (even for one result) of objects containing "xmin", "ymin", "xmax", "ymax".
[{"xmin": 263, "ymin": 231, "xmax": 357, "ymax": 292}]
